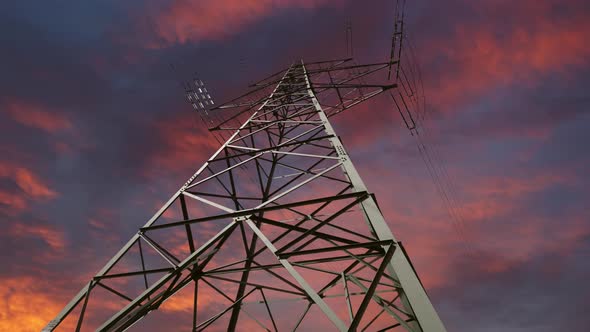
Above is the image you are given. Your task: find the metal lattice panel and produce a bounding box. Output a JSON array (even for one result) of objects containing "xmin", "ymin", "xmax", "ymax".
[{"xmin": 44, "ymin": 60, "xmax": 446, "ymax": 331}]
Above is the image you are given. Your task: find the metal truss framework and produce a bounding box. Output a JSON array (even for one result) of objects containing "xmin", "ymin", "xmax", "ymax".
[{"xmin": 44, "ymin": 57, "xmax": 447, "ymax": 331}]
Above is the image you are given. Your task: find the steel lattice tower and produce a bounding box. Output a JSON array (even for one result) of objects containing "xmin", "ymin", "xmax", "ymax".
[{"xmin": 44, "ymin": 5, "xmax": 447, "ymax": 331}]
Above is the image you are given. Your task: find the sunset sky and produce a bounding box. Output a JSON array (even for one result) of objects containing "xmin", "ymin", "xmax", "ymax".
[{"xmin": 1, "ymin": 0, "xmax": 589, "ymax": 331}]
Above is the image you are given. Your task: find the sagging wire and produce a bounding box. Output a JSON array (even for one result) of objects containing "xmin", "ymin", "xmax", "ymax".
[
  {"xmin": 390, "ymin": 28, "xmax": 479, "ymax": 259},
  {"xmin": 403, "ymin": 34, "xmax": 475, "ymax": 243}
]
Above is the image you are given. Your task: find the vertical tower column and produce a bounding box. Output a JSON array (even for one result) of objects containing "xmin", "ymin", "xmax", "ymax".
[{"xmin": 301, "ymin": 61, "xmax": 447, "ymax": 332}]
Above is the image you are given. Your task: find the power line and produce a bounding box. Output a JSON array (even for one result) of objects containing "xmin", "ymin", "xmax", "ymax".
[{"xmin": 391, "ymin": 32, "xmax": 479, "ymax": 259}]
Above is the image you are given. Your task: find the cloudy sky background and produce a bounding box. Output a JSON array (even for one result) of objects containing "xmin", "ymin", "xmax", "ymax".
[{"xmin": 1, "ymin": 0, "xmax": 589, "ymax": 331}]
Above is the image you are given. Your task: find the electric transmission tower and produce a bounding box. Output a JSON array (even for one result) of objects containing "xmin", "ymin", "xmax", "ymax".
[{"xmin": 44, "ymin": 2, "xmax": 446, "ymax": 331}]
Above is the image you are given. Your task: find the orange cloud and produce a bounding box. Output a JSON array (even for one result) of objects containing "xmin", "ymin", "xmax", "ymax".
[
  {"xmin": 159, "ymin": 284, "xmax": 217, "ymax": 313},
  {"xmin": 435, "ymin": 171, "xmax": 571, "ymax": 228},
  {"xmin": 13, "ymin": 167, "xmax": 58, "ymax": 199},
  {"xmin": 5, "ymin": 101, "xmax": 72, "ymax": 134},
  {"xmin": 0, "ymin": 162, "xmax": 58, "ymax": 214},
  {"xmin": 0, "ymin": 277, "xmax": 75, "ymax": 332},
  {"xmin": 10, "ymin": 223, "xmax": 66, "ymax": 251},
  {"xmin": 143, "ymin": 114, "xmax": 218, "ymax": 178},
  {"xmin": 459, "ymin": 199, "xmax": 510, "ymax": 224},
  {"xmin": 471, "ymin": 172, "xmax": 570, "ymax": 199},
  {"xmin": 423, "ymin": 1, "xmax": 590, "ymax": 112},
  {"xmin": 0, "ymin": 189, "xmax": 27, "ymax": 214},
  {"xmin": 146, "ymin": 0, "xmax": 340, "ymax": 47},
  {"xmin": 0, "ymin": 162, "xmax": 58, "ymax": 199}
]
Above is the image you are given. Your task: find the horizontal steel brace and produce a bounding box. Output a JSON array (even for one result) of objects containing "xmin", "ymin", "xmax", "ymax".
[
  {"xmin": 277, "ymin": 240, "xmax": 392, "ymax": 259},
  {"xmin": 94, "ymin": 267, "xmax": 175, "ymax": 280},
  {"xmin": 209, "ymin": 135, "xmax": 334, "ymax": 162},
  {"xmin": 141, "ymin": 191, "xmax": 368, "ymax": 232},
  {"xmin": 201, "ymin": 252, "xmax": 382, "ymax": 276}
]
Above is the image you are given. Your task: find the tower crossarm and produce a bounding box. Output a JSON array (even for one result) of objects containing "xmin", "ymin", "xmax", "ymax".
[{"xmin": 208, "ymin": 58, "xmax": 403, "ymax": 136}]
